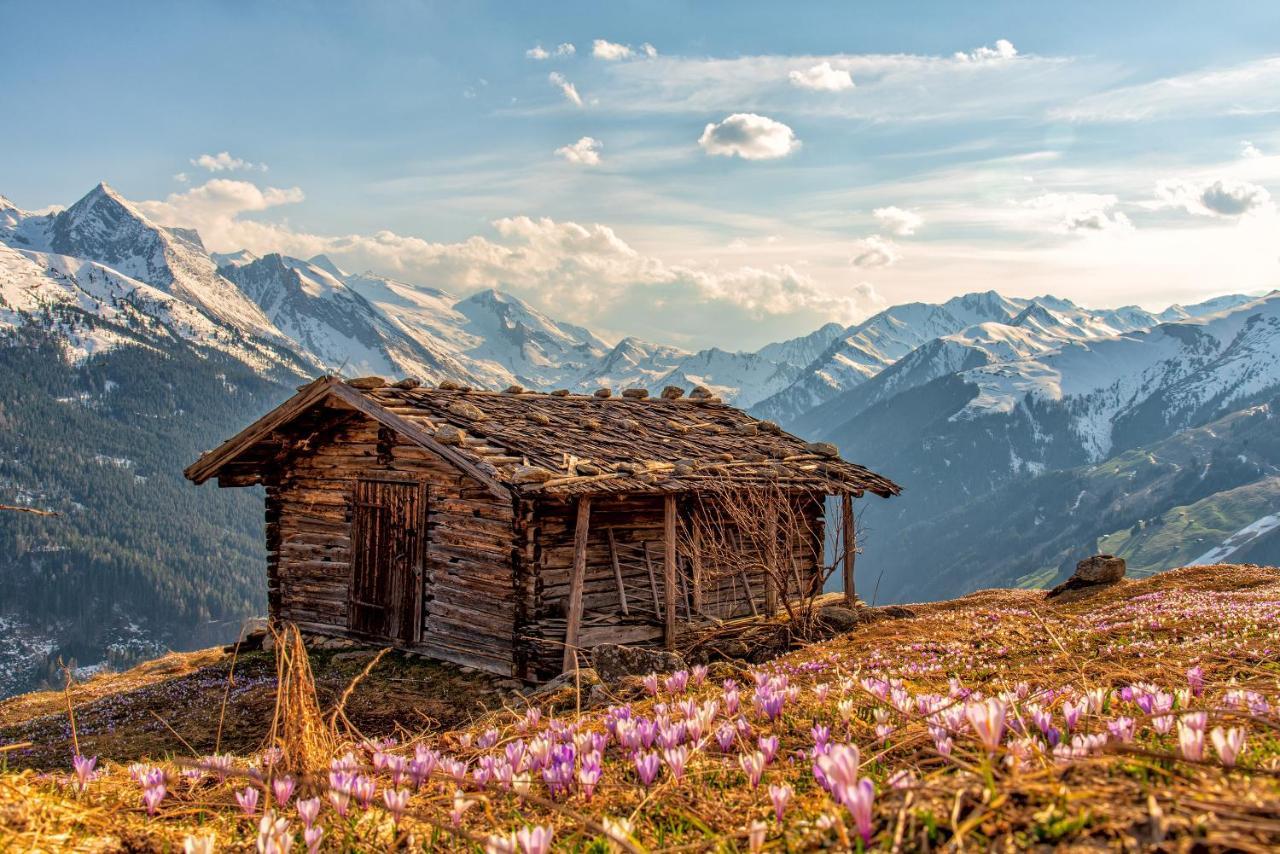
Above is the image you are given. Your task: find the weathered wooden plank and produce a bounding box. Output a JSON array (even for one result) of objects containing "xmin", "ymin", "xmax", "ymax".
[
  {"xmin": 842, "ymin": 493, "xmax": 856, "ymax": 606},
  {"xmin": 663, "ymin": 494, "xmax": 677, "ymax": 649},
  {"xmin": 562, "ymin": 497, "xmax": 592, "ymax": 672}
]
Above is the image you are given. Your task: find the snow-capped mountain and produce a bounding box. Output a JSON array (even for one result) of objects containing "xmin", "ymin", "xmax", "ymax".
[
  {"xmin": 751, "ymin": 290, "xmax": 1253, "ymax": 427},
  {"xmin": 955, "ymin": 292, "xmax": 1280, "ymax": 461},
  {"xmin": 219, "ymin": 253, "xmax": 479, "ymax": 383},
  {"xmin": 751, "ymin": 291, "xmax": 1028, "ymax": 424},
  {"xmin": 4, "ymin": 184, "xmax": 286, "ymax": 342},
  {"xmin": 790, "ymin": 298, "xmax": 1166, "ymax": 437}
]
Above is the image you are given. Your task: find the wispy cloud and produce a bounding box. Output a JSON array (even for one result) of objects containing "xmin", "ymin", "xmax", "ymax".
[
  {"xmin": 548, "ymin": 71, "xmax": 583, "ymax": 107},
  {"xmin": 1050, "ymin": 56, "xmax": 1280, "ymax": 123},
  {"xmin": 191, "ymin": 151, "xmax": 267, "ymax": 173}
]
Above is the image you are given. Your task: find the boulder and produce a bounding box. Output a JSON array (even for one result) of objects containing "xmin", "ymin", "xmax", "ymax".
[
  {"xmin": 346, "ymin": 376, "xmax": 386, "ymax": 390},
  {"xmin": 1047, "ymin": 553, "xmax": 1128, "ymax": 602},
  {"xmin": 510, "ymin": 465, "xmax": 554, "ymax": 484},
  {"xmin": 435, "ymin": 424, "xmax": 466, "ymax": 446},
  {"xmin": 1074, "ymin": 554, "xmax": 1126, "ymax": 583},
  {"xmin": 661, "ymin": 385, "xmax": 685, "ymax": 400},
  {"xmin": 391, "ymin": 377, "xmax": 421, "ymax": 390},
  {"xmin": 530, "ymin": 667, "xmax": 601, "ymax": 698},
  {"xmin": 503, "ymin": 384, "xmax": 525, "ymax": 394},
  {"xmin": 621, "ymin": 388, "xmax": 649, "ymax": 399},
  {"xmin": 805, "ymin": 441, "xmax": 839, "ymax": 458},
  {"xmin": 815, "ymin": 604, "xmax": 868, "ymax": 634},
  {"xmin": 436, "ymin": 379, "xmax": 462, "ymax": 391},
  {"xmin": 593, "ymin": 387, "xmax": 612, "ymax": 398},
  {"xmin": 590, "ymin": 644, "xmax": 685, "ymax": 684}
]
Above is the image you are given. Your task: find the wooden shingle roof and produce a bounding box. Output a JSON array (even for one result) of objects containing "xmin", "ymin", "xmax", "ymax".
[{"xmin": 186, "ymin": 376, "xmax": 901, "ymax": 499}]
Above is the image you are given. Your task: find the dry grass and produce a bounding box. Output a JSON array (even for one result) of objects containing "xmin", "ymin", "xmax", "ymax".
[{"xmin": 1, "ymin": 564, "xmax": 1278, "ymax": 851}]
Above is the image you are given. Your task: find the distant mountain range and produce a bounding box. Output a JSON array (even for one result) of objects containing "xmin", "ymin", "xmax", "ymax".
[{"xmin": 1, "ymin": 181, "xmax": 1277, "ymax": 695}]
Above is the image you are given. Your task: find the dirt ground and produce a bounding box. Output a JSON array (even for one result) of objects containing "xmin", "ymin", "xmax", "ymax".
[{"xmin": 0, "ymin": 644, "xmax": 520, "ymax": 771}]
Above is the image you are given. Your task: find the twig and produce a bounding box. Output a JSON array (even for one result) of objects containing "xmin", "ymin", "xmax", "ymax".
[
  {"xmin": 0, "ymin": 503, "xmax": 59, "ymax": 516},
  {"xmin": 149, "ymin": 710, "xmax": 200, "ymax": 758},
  {"xmin": 214, "ymin": 635, "xmax": 243, "ymax": 754},
  {"xmin": 61, "ymin": 663, "xmax": 79, "ymax": 758},
  {"xmin": 328, "ymin": 646, "xmax": 391, "ymax": 737}
]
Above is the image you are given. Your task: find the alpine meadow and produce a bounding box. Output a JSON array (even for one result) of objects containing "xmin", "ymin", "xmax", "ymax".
[{"xmin": 2, "ymin": 2, "xmax": 1279, "ymax": 851}]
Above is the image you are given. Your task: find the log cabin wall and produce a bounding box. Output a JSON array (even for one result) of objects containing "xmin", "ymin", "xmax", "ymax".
[
  {"xmin": 264, "ymin": 413, "xmax": 523, "ymax": 676},
  {"xmin": 526, "ymin": 492, "xmax": 826, "ymax": 678}
]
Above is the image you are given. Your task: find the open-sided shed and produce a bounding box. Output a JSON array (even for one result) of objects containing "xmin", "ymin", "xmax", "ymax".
[{"xmin": 185, "ymin": 376, "xmax": 900, "ymax": 679}]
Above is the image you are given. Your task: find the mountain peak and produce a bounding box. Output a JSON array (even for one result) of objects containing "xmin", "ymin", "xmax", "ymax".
[{"xmin": 307, "ymin": 254, "xmax": 347, "ymax": 279}]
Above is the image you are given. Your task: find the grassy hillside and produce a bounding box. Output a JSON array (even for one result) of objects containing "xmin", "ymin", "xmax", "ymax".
[{"xmin": 1, "ymin": 564, "xmax": 1277, "ymax": 851}]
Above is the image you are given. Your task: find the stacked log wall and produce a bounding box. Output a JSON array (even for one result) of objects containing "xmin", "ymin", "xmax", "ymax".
[{"xmin": 264, "ymin": 415, "xmax": 521, "ymax": 675}]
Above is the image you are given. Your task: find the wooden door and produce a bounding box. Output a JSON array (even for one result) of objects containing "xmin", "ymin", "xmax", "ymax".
[{"xmin": 349, "ymin": 478, "xmax": 425, "ymax": 643}]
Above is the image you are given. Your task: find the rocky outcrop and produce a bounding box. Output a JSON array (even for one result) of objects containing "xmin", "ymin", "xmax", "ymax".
[
  {"xmin": 1048, "ymin": 554, "xmax": 1127, "ymax": 603},
  {"xmin": 590, "ymin": 644, "xmax": 684, "ymax": 683}
]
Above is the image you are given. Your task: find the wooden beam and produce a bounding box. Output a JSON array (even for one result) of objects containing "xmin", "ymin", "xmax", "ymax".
[
  {"xmin": 663, "ymin": 494, "xmax": 677, "ymax": 649},
  {"xmin": 842, "ymin": 493, "xmax": 857, "ymax": 607},
  {"xmin": 562, "ymin": 496, "xmax": 592, "ymax": 672}
]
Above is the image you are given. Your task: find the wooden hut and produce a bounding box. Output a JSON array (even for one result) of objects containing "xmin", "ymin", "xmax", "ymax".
[{"xmin": 185, "ymin": 376, "xmax": 900, "ymax": 679}]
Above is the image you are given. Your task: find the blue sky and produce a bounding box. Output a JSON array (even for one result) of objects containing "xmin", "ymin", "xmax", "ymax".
[{"xmin": 2, "ymin": 1, "xmax": 1279, "ymax": 348}]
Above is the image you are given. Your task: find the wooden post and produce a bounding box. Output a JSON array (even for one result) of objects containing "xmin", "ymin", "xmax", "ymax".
[
  {"xmin": 563, "ymin": 496, "xmax": 592, "ymax": 672},
  {"xmin": 764, "ymin": 509, "xmax": 779, "ymax": 616},
  {"xmin": 842, "ymin": 493, "xmax": 857, "ymax": 607},
  {"xmin": 690, "ymin": 523, "xmax": 703, "ymax": 614},
  {"xmin": 663, "ymin": 494, "xmax": 677, "ymax": 649}
]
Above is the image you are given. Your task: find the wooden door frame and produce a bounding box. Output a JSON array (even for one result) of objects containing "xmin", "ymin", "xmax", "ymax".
[{"xmin": 348, "ymin": 476, "xmax": 427, "ymax": 644}]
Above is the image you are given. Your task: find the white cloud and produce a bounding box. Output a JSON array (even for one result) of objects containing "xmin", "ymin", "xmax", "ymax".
[
  {"xmin": 954, "ymin": 39, "xmax": 1018, "ymax": 63},
  {"xmin": 191, "ymin": 151, "xmax": 266, "ymax": 173},
  {"xmin": 548, "ymin": 72, "xmax": 583, "ymax": 107},
  {"xmin": 527, "ymin": 43, "xmax": 575, "ymax": 60},
  {"xmin": 640, "ymin": 43, "xmax": 658, "ymax": 58},
  {"xmin": 1241, "ymin": 140, "xmax": 1263, "ymax": 159},
  {"xmin": 173, "ymin": 172, "xmax": 189, "ymax": 184},
  {"xmin": 555, "ymin": 136, "xmax": 603, "ymax": 166},
  {"xmin": 873, "ymin": 206, "xmax": 924, "ymax": 236},
  {"xmin": 788, "ymin": 61, "xmax": 855, "ymax": 92},
  {"xmin": 135, "ymin": 179, "xmax": 305, "ymax": 249},
  {"xmin": 1024, "ymin": 192, "xmax": 1133, "ymax": 233},
  {"xmin": 135, "ymin": 180, "xmax": 870, "ymax": 343},
  {"xmin": 849, "ymin": 235, "xmax": 901, "ymax": 267},
  {"xmin": 698, "ymin": 113, "xmax": 800, "ymax": 160},
  {"xmin": 1154, "ymin": 178, "xmax": 1274, "ymax": 217},
  {"xmin": 593, "ymin": 39, "xmax": 632, "ymax": 60}
]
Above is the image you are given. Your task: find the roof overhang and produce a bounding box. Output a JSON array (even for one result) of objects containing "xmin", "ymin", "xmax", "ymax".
[{"xmin": 183, "ymin": 376, "xmax": 511, "ymax": 499}]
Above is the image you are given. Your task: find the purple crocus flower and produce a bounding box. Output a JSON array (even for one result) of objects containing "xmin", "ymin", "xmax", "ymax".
[
  {"xmin": 383, "ymin": 787, "xmax": 410, "ymax": 824},
  {"xmin": 272, "ymin": 776, "xmax": 296, "ymax": 806},
  {"xmin": 296, "ymin": 797, "xmax": 321, "ymax": 828},
  {"xmin": 1186, "ymin": 665, "xmax": 1205, "ymax": 697},
  {"xmin": 71, "ymin": 754, "xmax": 97, "ymax": 792},
  {"xmin": 236, "ymin": 786, "xmax": 260, "ymax": 816},
  {"xmin": 758, "ymin": 735, "xmax": 779, "ymax": 764},
  {"xmin": 769, "ymin": 782, "xmax": 792, "ymax": 821},
  {"xmin": 634, "ymin": 751, "xmax": 660, "ymax": 786}
]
